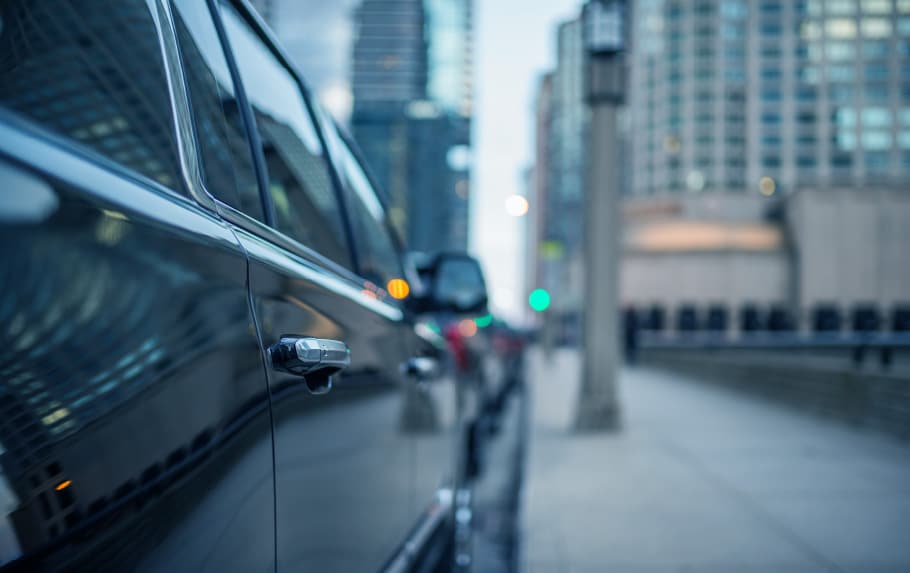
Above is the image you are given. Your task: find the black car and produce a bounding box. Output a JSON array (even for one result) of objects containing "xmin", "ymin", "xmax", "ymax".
[{"xmin": 0, "ymin": 0, "xmax": 491, "ymax": 570}]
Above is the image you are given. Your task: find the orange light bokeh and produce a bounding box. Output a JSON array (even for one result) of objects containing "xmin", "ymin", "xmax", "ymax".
[
  {"xmin": 457, "ymin": 318, "xmax": 478, "ymax": 338},
  {"xmin": 387, "ymin": 278, "xmax": 410, "ymax": 300}
]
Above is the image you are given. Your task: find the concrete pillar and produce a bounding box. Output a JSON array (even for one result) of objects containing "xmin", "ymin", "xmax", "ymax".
[{"xmin": 575, "ymin": 43, "xmax": 625, "ymax": 431}]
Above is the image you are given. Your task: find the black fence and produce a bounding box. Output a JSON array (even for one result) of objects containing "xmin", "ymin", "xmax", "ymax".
[{"xmin": 628, "ymin": 302, "xmax": 910, "ymax": 335}]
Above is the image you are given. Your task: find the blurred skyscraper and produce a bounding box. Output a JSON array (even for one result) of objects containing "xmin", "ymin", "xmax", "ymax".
[
  {"xmin": 529, "ymin": 18, "xmax": 587, "ymax": 341},
  {"xmin": 631, "ymin": 0, "xmax": 909, "ymax": 196},
  {"xmin": 350, "ymin": 0, "xmax": 473, "ymax": 254}
]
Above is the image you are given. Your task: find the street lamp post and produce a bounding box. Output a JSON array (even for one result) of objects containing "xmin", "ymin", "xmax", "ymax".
[{"xmin": 575, "ymin": 0, "xmax": 627, "ymax": 431}]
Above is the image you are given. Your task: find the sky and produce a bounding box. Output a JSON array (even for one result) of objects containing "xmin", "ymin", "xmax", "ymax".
[
  {"xmin": 470, "ymin": 0, "xmax": 582, "ymax": 322},
  {"xmin": 275, "ymin": 0, "xmax": 583, "ymax": 322}
]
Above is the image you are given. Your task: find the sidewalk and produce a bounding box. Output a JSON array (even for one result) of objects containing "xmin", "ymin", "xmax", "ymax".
[{"xmin": 521, "ymin": 348, "xmax": 910, "ymax": 572}]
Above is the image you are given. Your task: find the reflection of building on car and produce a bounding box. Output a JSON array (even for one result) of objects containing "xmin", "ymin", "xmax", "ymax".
[{"xmin": 0, "ymin": 0, "xmax": 521, "ymax": 570}]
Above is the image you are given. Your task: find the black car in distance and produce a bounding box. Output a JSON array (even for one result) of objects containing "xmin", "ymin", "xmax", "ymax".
[{"xmin": 0, "ymin": 0, "xmax": 491, "ymax": 570}]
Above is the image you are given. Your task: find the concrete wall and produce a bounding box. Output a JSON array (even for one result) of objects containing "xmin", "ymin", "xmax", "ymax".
[
  {"xmin": 621, "ymin": 250, "xmax": 788, "ymax": 311},
  {"xmin": 787, "ymin": 188, "xmax": 910, "ymax": 311},
  {"xmin": 640, "ymin": 347, "xmax": 910, "ymax": 440},
  {"xmin": 619, "ymin": 188, "xmax": 910, "ymax": 325}
]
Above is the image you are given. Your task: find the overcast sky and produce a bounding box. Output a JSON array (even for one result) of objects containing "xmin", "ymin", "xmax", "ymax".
[
  {"xmin": 471, "ymin": 0, "xmax": 582, "ymax": 321},
  {"xmin": 277, "ymin": 0, "xmax": 583, "ymax": 322}
]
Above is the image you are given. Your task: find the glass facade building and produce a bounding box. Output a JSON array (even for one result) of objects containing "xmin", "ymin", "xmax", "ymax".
[
  {"xmin": 530, "ymin": 18, "xmax": 588, "ymax": 341},
  {"xmin": 350, "ymin": 0, "xmax": 472, "ymax": 254},
  {"xmin": 630, "ymin": 0, "xmax": 910, "ymax": 197}
]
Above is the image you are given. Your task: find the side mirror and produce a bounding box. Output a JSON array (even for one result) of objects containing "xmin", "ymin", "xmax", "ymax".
[{"xmin": 411, "ymin": 252, "xmax": 488, "ymax": 315}]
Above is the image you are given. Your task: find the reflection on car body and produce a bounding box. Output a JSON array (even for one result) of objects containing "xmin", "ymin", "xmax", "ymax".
[{"xmin": 0, "ymin": 0, "xmax": 509, "ymax": 571}]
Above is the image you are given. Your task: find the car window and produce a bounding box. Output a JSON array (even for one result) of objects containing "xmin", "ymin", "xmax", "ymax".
[
  {"xmin": 0, "ymin": 0, "xmax": 183, "ymax": 191},
  {"xmin": 217, "ymin": 1, "xmax": 352, "ymax": 269},
  {"xmin": 172, "ymin": 0, "xmax": 264, "ymax": 221},
  {"xmin": 318, "ymin": 112, "xmax": 404, "ymax": 292}
]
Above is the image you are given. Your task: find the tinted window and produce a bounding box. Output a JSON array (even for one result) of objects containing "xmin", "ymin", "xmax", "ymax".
[
  {"xmin": 218, "ymin": 2, "xmax": 351, "ymax": 268},
  {"xmin": 318, "ymin": 112, "xmax": 403, "ymax": 290},
  {"xmin": 0, "ymin": 0, "xmax": 182, "ymax": 189},
  {"xmin": 172, "ymin": 0, "xmax": 264, "ymax": 221}
]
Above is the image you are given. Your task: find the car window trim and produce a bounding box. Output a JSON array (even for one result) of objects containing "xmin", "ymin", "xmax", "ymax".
[
  {"xmin": 160, "ymin": 0, "xmax": 385, "ymax": 306},
  {"xmin": 217, "ymin": 198, "xmax": 370, "ymax": 290},
  {"xmin": 213, "ymin": 0, "xmax": 363, "ymax": 275},
  {"xmin": 205, "ymin": 0, "xmax": 276, "ymax": 226},
  {"xmin": 0, "ymin": 116, "xmax": 232, "ymax": 243},
  {"xmin": 332, "ymin": 124, "xmax": 409, "ymax": 275},
  {"xmin": 0, "ymin": 106, "xmax": 191, "ymax": 208}
]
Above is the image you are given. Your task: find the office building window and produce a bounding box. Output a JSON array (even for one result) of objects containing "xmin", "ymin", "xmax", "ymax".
[
  {"xmin": 865, "ymin": 152, "xmax": 890, "ymax": 171},
  {"xmin": 861, "ymin": 19, "xmax": 892, "ymax": 38},
  {"xmin": 864, "ymin": 82, "xmax": 889, "ymax": 103},
  {"xmin": 862, "ymin": 0, "xmax": 892, "ymax": 15},
  {"xmin": 797, "ymin": 87, "xmax": 819, "ymax": 101},
  {"xmin": 831, "ymin": 152, "xmax": 853, "ymax": 166},
  {"xmin": 837, "ymin": 131, "xmax": 857, "ymax": 150},
  {"xmin": 800, "ymin": 65, "xmax": 820, "ymax": 83},
  {"xmin": 827, "ymin": 42, "xmax": 855, "ymax": 60},
  {"xmin": 862, "ymin": 131, "xmax": 891, "ymax": 150},
  {"xmin": 863, "ymin": 40, "xmax": 890, "ymax": 58},
  {"xmin": 721, "ymin": 0, "xmax": 748, "ymax": 19},
  {"xmin": 827, "ymin": 19, "xmax": 857, "ymax": 38},
  {"xmin": 862, "ymin": 107, "xmax": 891, "ymax": 127},
  {"xmin": 798, "ymin": 134, "xmax": 818, "ymax": 146},
  {"xmin": 828, "ymin": 85, "xmax": 853, "ymax": 102},
  {"xmin": 829, "ymin": 65, "xmax": 855, "ymax": 82},
  {"xmin": 827, "ymin": 0, "xmax": 856, "ymax": 15},
  {"xmin": 865, "ymin": 63, "xmax": 889, "ymax": 81},
  {"xmin": 835, "ymin": 107, "xmax": 857, "ymax": 126},
  {"xmin": 797, "ymin": 111, "xmax": 817, "ymax": 124}
]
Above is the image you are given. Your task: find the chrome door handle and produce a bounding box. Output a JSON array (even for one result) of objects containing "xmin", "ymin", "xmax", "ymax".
[
  {"xmin": 402, "ymin": 356, "xmax": 440, "ymax": 380},
  {"xmin": 268, "ymin": 336, "xmax": 350, "ymax": 394}
]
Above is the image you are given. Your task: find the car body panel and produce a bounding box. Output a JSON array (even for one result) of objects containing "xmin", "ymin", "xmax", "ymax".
[
  {"xmin": 237, "ymin": 227, "xmax": 418, "ymax": 571},
  {"xmin": 0, "ymin": 0, "xmax": 501, "ymax": 568},
  {"xmin": 0, "ymin": 123, "xmax": 275, "ymax": 572}
]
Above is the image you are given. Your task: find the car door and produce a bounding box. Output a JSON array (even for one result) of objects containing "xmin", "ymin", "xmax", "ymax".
[
  {"xmin": 314, "ymin": 113, "xmax": 463, "ymax": 556},
  {"xmin": 199, "ymin": 2, "xmax": 420, "ymax": 570},
  {"xmin": 0, "ymin": 1, "xmax": 274, "ymax": 570}
]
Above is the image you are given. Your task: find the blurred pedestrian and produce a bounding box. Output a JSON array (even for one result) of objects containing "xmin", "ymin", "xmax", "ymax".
[{"xmin": 623, "ymin": 306, "xmax": 639, "ymax": 365}]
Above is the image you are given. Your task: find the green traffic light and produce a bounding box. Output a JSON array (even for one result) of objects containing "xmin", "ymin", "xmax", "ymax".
[
  {"xmin": 529, "ymin": 288, "xmax": 551, "ymax": 312},
  {"xmin": 474, "ymin": 313, "xmax": 493, "ymax": 328}
]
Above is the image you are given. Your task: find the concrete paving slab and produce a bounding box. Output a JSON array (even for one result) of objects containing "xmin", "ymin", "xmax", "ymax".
[{"xmin": 521, "ymin": 349, "xmax": 910, "ymax": 572}]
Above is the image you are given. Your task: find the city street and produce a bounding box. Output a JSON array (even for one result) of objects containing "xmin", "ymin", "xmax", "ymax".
[
  {"xmin": 2, "ymin": 0, "xmax": 910, "ymax": 570},
  {"xmin": 521, "ymin": 349, "xmax": 910, "ymax": 572}
]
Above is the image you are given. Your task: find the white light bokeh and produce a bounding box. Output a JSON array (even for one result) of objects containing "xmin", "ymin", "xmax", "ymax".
[{"xmin": 505, "ymin": 194, "xmax": 529, "ymax": 217}]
